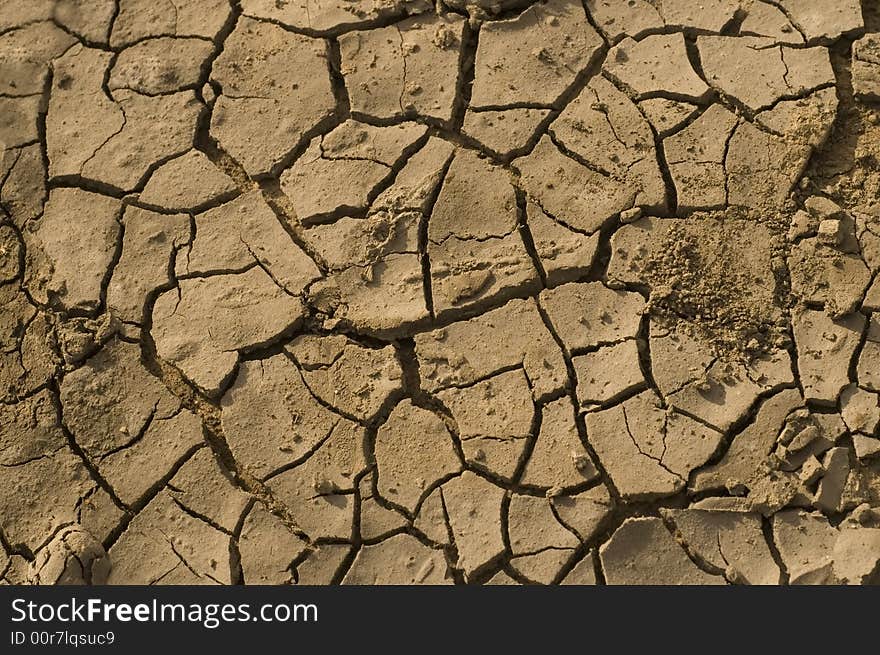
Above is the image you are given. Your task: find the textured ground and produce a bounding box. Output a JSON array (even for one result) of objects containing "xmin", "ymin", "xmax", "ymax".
[{"xmin": 2, "ymin": 0, "xmax": 880, "ymax": 586}]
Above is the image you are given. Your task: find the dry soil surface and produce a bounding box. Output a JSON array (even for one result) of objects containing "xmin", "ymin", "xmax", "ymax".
[{"xmin": 3, "ymin": 0, "xmax": 880, "ymax": 586}]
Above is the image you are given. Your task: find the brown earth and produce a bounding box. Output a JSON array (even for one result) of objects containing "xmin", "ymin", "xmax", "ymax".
[{"xmin": 2, "ymin": 0, "xmax": 880, "ymax": 585}]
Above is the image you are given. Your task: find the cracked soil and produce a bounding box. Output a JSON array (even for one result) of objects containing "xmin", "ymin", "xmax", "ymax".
[{"xmin": 3, "ymin": 0, "xmax": 880, "ymax": 586}]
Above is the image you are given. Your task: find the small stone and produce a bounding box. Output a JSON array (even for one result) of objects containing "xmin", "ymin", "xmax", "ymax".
[
  {"xmin": 814, "ymin": 447, "xmax": 850, "ymax": 514},
  {"xmin": 805, "ymin": 195, "xmax": 843, "ymax": 219},
  {"xmin": 620, "ymin": 207, "xmax": 643, "ymax": 224},
  {"xmin": 789, "ymin": 209, "xmax": 818, "ymax": 241},
  {"xmin": 840, "ymin": 384, "xmax": 880, "ymax": 434},
  {"xmin": 853, "ymin": 434, "xmax": 880, "ymax": 461},
  {"xmin": 798, "ymin": 455, "xmax": 824, "ymax": 486},
  {"xmin": 788, "ymin": 425, "xmax": 822, "ymax": 454},
  {"xmin": 817, "ymin": 218, "xmax": 842, "ymax": 246},
  {"xmin": 852, "ymin": 504, "xmax": 878, "ymax": 526}
]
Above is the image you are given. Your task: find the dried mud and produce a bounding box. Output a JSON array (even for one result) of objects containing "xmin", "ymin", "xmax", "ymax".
[{"xmin": 2, "ymin": 0, "xmax": 880, "ymax": 586}]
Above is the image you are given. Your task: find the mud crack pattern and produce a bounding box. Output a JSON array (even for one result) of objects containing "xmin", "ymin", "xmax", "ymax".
[{"xmin": 3, "ymin": 0, "xmax": 880, "ymax": 585}]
